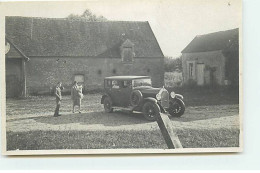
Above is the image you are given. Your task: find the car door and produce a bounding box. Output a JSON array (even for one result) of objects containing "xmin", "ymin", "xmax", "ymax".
[
  {"xmin": 117, "ymin": 80, "xmax": 132, "ymax": 107},
  {"xmin": 110, "ymin": 80, "xmax": 122, "ymax": 106}
]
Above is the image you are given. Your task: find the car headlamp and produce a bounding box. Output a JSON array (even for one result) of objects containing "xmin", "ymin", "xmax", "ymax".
[
  {"xmin": 156, "ymin": 93, "xmax": 162, "ymax": 100},
  {"xmin": 170, "ymin": 91, "xmax": 176, "ymax": 98}
]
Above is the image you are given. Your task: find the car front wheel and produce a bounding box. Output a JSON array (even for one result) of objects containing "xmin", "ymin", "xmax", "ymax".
[
  {"xmin": 142, "ymin": 102, "xmax": 160, "ymax": 121},
  {"xmin": 103, "ymin": 97, "xmax": 113, "ymax": 113},
  {"xmin": 168, "ymin": 99, "xmax": 185, "ymax": 117}
]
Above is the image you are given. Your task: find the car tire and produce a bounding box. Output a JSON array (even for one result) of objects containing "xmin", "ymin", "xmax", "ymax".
[
  {"xmin": 130, "ymin": 90, "xmax": 143, "ymax": 107},
  {"xmin": 168, "ymin": 99, "xmax": 185, "ymax": 117},
  {"xmin": 142, "ymin": 102, "xmax": 160, "ymax": 121},
  {"xmin": 103, "ymin": 97, "xmax": 113, "ymax": 113}
]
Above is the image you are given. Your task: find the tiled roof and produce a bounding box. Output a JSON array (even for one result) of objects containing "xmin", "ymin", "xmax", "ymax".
[
  {"xmin": 181, "ymin": 28, "xmax": 239, "ymax": 53},
  {"xmin": 6, "ymin": 16, "xmax": 164, "ymax": 58}
]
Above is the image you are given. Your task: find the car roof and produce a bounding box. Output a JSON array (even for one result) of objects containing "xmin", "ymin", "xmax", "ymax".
[{"xmin": 105, "ymin": 76, "xmax": 151, "ymax": 80}]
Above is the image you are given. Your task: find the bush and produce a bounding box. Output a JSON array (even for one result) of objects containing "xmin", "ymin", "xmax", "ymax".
[
  {"xmin": 164, "ymin": 56, "xmax": 182, "ymax": 72},
  {"xmin": 164, "ymin": 72, "xmax": 183, "ymax": 87}
]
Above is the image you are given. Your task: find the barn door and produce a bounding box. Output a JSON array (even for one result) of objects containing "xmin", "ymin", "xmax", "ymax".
[
  {"xmin": 197, "ymin": 64, "xmax": 205, "ymax": 86},
  {"xmin": 6, "ymin": 75, "xmax": 21, "ymax": 97}
]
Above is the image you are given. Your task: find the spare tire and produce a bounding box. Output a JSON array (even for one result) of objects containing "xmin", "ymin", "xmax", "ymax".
[{"xmin": 130, "ymin": 90, "xmax": 143, "ymax": 106}]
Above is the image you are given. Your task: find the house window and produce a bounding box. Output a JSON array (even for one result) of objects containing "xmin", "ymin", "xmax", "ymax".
[
  {"xmin": 187, "ymin": 61, "xmax": 196, "ymax": 81},
  {"xmin": 120, "ymin": 39, "xmax": 135, "ymax": 63},
  {"xmin": 189, "ymin": 63, "xmax": 193, "ymax": 78},
  {"xmin": 97, "ymin": 69, "xmax": 102, "ymax": 75}
]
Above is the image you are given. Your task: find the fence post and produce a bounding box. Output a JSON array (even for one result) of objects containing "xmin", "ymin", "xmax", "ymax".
[{"xmin": 157, "ymin": 113, "xmax": 183, "ymax": 149}]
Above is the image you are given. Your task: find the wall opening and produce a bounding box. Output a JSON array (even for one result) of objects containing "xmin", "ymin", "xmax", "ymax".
[
  {"xmin": 112, "ymin": 69, "xmax": 117, "ymax": 74},
  {"xmin": 74, "ymin": 74, "xmax": 84, "ymax": 86}
]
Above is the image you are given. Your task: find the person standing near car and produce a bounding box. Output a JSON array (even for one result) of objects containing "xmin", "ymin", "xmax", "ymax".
[
  {"xmin": 71, "ymin": 81, "xmax": 83, "ymax": 113},
  {"xmin": 54, "ymin": 82, "xmax": 62, "ymax": 117},
  {"xmin": 77, "ymin": 84, "xmax": 84, "ymax": 113}
]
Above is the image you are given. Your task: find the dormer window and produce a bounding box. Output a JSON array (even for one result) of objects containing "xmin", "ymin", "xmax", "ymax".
[{"xmin": 120, "ymin": 39, "xmax": 134, "ymax": 63}]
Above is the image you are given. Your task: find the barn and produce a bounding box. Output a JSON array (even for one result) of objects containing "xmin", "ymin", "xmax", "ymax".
[
  {"xmin": 5, "ymin": 16, "xmax": 164, "ymax": 97},
  {"xmin": 181, "ymin": 28, "xmax": 239, "ymax": 87}
]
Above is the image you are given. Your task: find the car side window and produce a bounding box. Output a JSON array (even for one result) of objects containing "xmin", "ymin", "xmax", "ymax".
[
  {"xmin": 132, "ymin": 80, "xmax": 136, "ymax": 87},
  {"xmin": 123, "ymin": 80, "xmax": 131, "ymax": 88},
  {"xmin": 112, "ymin": 80, "xmax": 120, "ymax": 89}
]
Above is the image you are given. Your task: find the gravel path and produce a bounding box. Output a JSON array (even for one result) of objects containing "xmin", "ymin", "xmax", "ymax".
[{"xmin": 6, "ymin": 95, "xmax": 240, "ymax": 132}]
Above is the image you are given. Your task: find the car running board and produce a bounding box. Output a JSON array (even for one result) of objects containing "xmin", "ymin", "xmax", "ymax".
[{"xmin": 112, "ymin": 106, "xmax": 135, "ymax": 112}]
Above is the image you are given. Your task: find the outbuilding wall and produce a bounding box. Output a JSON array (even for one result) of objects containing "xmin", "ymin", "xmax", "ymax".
[{"xmin": 181, "ymin": 50, "xmax": 226, "ymax": 86}]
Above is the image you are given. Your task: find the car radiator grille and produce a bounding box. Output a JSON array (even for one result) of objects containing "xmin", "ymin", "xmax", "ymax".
[{"xmin": 160, "ymin": 90, "xmax": 169, "ymax": 108}]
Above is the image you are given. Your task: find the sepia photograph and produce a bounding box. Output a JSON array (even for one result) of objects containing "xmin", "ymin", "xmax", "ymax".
[{"xmin": 1, "ymin": 0, "xmax": 242, "ymax": 155}]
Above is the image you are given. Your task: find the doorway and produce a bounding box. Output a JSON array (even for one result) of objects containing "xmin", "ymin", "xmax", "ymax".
[
  {"xmin": 6, "ymin": 75, "xmax": 21, "ymax": 97},
  {"xmin": 74, "ymin": 74, "xmax": 85, "ymax": 90},
  {"xmin": 197, "ymin": 63, "xmax": 205, "ymax": 86}
]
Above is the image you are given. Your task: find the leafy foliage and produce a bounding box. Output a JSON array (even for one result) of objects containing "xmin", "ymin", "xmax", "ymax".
[
  {"xmin": 67, "ymin": 9, "xmax": 108, "ymax": 21},
  {"xmin": 164, "ymin": 56, "xmax": 182, "ymax": 72}
]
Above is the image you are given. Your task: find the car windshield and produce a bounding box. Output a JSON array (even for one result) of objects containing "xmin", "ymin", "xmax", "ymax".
[{"xmin": 132, "ymin": 78, "xmax": 152, "ymax": 88}]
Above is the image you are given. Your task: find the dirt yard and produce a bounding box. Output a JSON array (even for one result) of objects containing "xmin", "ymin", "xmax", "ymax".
[{"xmin": 5, "ymin": 89, "xmax": 240, "ymax": 150}]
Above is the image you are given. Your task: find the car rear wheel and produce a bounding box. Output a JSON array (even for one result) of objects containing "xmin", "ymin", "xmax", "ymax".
[
  {"xmin": 103, "ymin": 97, "xmax": 113, "ymax": 113},
  {"xmin": 168, "ymin": 99, "xmax": 185, "ymax": 117},
  {"xmin": 142, "ymin": 102, "xmax": 160, "ymax": 121}
]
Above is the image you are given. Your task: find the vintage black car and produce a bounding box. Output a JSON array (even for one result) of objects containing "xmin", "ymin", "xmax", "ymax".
[{"xmin": 101, "ymin": 76, "xmax": 185, "ymax": 121}]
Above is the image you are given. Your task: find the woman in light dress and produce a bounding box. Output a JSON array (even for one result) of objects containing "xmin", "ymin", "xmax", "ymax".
[{"xmin": 71, "ymin": 81, "xmax": 84, "ymax": 113}]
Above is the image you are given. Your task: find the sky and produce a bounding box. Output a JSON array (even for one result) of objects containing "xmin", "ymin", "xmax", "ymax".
[{"xmin": 1, "ymin": 0, "xmax": 241, "ymax": 57}]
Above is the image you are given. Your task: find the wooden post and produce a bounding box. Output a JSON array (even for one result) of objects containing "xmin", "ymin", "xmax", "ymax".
[
  {"xmin": 157, "ymin": 113, "xmax": 183, "ymax": 149},
  {"xmin": 21, "ymin": 59, "xmax": 27, "ymax": 98}
]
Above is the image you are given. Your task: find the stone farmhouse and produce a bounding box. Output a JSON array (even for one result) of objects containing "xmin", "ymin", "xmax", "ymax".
[
  {"xmin": 181, "ymin": 28, "xmax": 239, "ymax": 87},
  {"xmin": 5, "ymin": 16, "xmax": 164, "ymax": 97}
]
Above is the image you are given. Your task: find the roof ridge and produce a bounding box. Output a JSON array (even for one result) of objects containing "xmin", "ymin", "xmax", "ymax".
[
  {"xmin": 182, "ymin": 28, "xmax": 239, "ymax": 53},
  {"xmin": 196, "ymin": 28, "xmax": 239, "ymax": 37},
  {"xmin": 6, "ymin": 16, "xmax": 163, "ymax": 58},
  {"xmin": 6, "ymin": 16, "xmax": 148, "ymax": 23}
]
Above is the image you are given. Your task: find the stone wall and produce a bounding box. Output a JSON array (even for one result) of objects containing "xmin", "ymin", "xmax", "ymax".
[
  {"xmin": 181, "ymin": 50, "xmax": 226, "ymax": 86},
  {"xmin": 25, "ymin": 57, "xmax": 164, "ymax": 94}
]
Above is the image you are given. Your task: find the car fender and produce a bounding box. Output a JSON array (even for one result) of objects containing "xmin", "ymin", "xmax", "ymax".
[
  {"xmin": 175, "ymin": 94, "xmax": 184, "ymax": 100},
  {"xmin": 143, "ymin": 97, "xmax": 165, "ymax": 113},
  {"xmin": 143, "ymin": 97, "xmax": 157, "ymax": 104},
  {"xmin": 170, "ymin": 97, "xmax": 185, "ymax": 106},
  {"xmin": 101, "ymin": 94, "xmax": 112, "ymax": 104}
]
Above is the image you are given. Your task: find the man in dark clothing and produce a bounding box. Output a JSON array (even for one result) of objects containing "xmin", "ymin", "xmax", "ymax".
[{"xmin": 54, "ymin": 82, "xmax": 62, "ymax": 117}]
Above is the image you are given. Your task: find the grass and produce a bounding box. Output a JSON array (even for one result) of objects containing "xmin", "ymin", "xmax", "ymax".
[
  {"xmin": 6, "ymin": 87, "xmax": 240, "ymax": 150},
  {"xmin": 167, "ymin": 87, "xmax": 239, "ymax": 106},
  {"xmin": 7, "ymin": 128, "xmax": 239, "ymax": 150}
]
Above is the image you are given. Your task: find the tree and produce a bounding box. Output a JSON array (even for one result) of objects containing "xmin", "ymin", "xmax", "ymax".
[
  {"xmin": 164, "ymin": 56, "xmax": 182, "ymax": 72},
  {"xmin": 67, "ymin": 9, "xmax": 108, "ymax": 21}
]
